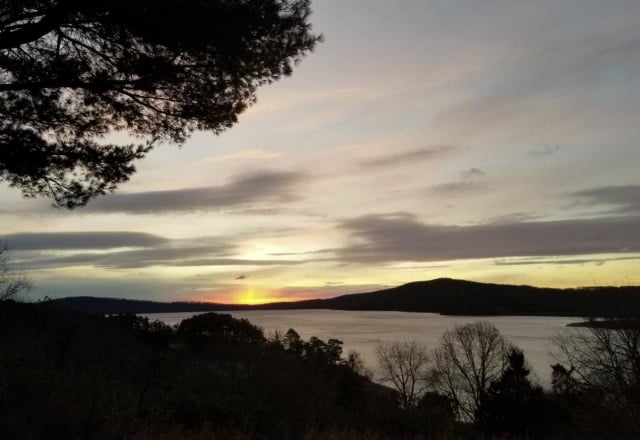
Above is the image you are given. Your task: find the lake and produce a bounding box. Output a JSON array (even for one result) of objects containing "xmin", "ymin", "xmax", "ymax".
[{"xmin": 144, "ymin": 309, "xmax": 582, "ymax": 387}]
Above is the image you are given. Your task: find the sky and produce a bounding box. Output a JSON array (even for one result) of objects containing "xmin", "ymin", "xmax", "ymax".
[{"xmin": 2, "ymin": 0, "xmax": 640, "ymax": 304}]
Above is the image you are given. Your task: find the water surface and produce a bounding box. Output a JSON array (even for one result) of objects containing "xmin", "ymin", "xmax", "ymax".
[{"xmin": 145, "ymin": 309, "xmax": 581, "ymax": 387}]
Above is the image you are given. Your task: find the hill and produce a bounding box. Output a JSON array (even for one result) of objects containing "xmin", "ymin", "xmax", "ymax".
[
  {"xmin": 50, "ymin": 278, "xmax": 640, "ymax": 317},
  {"xmin": 50, "ymin": 295, "xmax": 327, "ymax": 315},
  {"xmin": 322, "ymin": 278, "xmax": 640, "ymax": 316}
]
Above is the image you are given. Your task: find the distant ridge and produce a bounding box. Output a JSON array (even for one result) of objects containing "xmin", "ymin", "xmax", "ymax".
[
  {"xmin": 50, "ymin": 278, "xmax": 640, "ymax": 317},
  {"xmin": 49, "ymin": 296, "xmax": 234, "ymax": 315},
  {"xmin": 319, "ymin": 278, "xmax": 640, "ymax": 316}
]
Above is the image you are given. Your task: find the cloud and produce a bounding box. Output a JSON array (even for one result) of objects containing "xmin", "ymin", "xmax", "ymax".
[
  {"xmin": 360, "ymin": 145, "xmax": 454, "ymax": 168},
  {"xmin": 204, "ymin": 149, "xmax": 281, "ymax": 163},
  {"xmin": 269, "ymin": 283, "xmax": 387, "ymax": 300},
  {"xmin": 14, "ymin": 249, "xmax": 301, "ymax": 271},
  {"xmin": 12, "ymin": 242, "xmax": 232, "ymax": 269},
  {"xmin": 494, "ymin": 255, "xmax": 640, "ymax": 266},
  {"xmin": 528, "ymin": 145, "xmax": 561, "ymax": 157},
  {"xmin": 14, "ymin": 240, "xmax": 305, "ymax": 270},
  {"xmin": 388, "ymin": 263, "xmax": 452, "ymax": 270},
  {"xmin": 429, "ymin": 181, "xmax": 490, "ymax": 196},
  {"xmin": 166, "ymin": 258, "xmax": 303, "ymax": 268},
  {"xmin": 461, "ymin": 168, "xmax": 485, "ymax": 178},
  {"xmin": 486, "ymin": 212, "xmax": 542, "ymax": 224},
  {"xmin": 572, "ymin": 185, "xmax": 640, "ymax": 214},
  {"xmin": 1, "ymin": 232, "xmax": 168, "ymax": 250},
  {"xmin": 334, "ymin": 213, "xmax": 640, "ymax": 263},
  {"xmin": 5, "ymin": 230, "xmax": 305, "ymax": 270},
  {"xmin": 83, "ymin": 171, "xmax": 307, "ymax": 214},
  {"xmin": 268, "ymin": 248, "xmax": 335, "ymax": 257},
  {"xmin": 428, "ymin": 167, "xmax": 489, "ymax": 195}
]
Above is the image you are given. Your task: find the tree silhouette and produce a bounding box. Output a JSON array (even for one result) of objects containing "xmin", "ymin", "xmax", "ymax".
[
  {"xmin": 0, "ymin": 0, "xmax": 321, "ymax": 207},
  {"xmin": 431, "ymin": 322, "xmax": 509, "ymax": 421},
  {"xmin": 376, "ymin": 340, "xmax": 431, "ymax": 409},
  {"xmin": 0, "ymin": 247, "xmax": 32, "ymax": 301},
  {"xmin": 303, "ymin": 336, "xmax": 344, "ymax": 366},
  {"xmin": 553, "ymin": 317, "xmax": 640, "ymax": 408},
  {"xmin": 283, "ymin": 328, "xmax": 304, "ymax": 355},
  {"xmin": 476, "ymin": 347, "xmax": 549, "ymax": 435}
]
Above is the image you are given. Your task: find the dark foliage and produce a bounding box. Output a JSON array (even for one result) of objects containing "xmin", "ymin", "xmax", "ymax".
[
  {"xmin": 414, "ymin": 392, "xmax": 456, "ymax": 437},
  {"xmin": 282, "ymin": 327, "xmax": 304, "ymax": 355},
  {"xmin": 476, "ymin": 348, "xmax": 556, "ymax": 436},
  {"xmin": 0, "ymin": 301, "xmax": 403, "ymax": 439},
  {"xmin": 0, "ymin": 0, "xmax": 321, "ymax": 207},
  {"xmin": 6, "ymin": 300, "xmax": 640, "ymax": 439},
  {"xmin": 551, "ymin": 317, "xmax": 640, "ymax": 440}
]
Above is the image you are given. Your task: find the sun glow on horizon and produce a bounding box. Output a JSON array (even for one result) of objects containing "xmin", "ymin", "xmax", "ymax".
[
  {"xmin": 235, "ymin": 286, "xmax": 286, "ymax": 305},
  {"xmin": 237, "ymin": 286, "xmax": 260, "ymax": 305}
]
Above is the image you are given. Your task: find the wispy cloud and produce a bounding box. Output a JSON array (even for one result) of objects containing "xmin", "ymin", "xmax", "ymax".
[
  {"xmin": 572, "ymin": 184, "xmax": 640, "ymax": 214},
  {"xmin": 83, "ymin": 171, "xmax": 307, "ymax": 214},
  {"xmin": 13, "ymin": 245, "xmax": 301, "ymax": 271},
  {"xmin": 204, "ymin": 149, "xmax": 281, "ymax": 163},
  {"xmin": 6, "ymin": 231, "xmax": 305, "ymax": 271},
  {"xmin": 494, "ymin": 255, "xmax": 640, "ymax": 266},
  {"xmin": 461, "ymin": 168, "xmax": 486, "ymax": 178},
  {"xmin": 1, "ymin": 232, "xmax": 168, "ymax": 250},
  {"xmin": 360, "ymin": 146, "xmax": 454, "ymax": 169},
  {"xmin": 334, "ymin": 213, "xmax": 640, "ymax": 264},
  {"xmin": 528, "ymin": 145, "xmax": 561, "ymax": 157},
  {"xmin": 429, "ymin": 181, "xmax": 490, "ymax": 196}
]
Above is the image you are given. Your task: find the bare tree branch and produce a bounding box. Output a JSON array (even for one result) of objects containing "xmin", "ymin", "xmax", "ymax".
[
  {"xmin": 0, "ymin": 247, "xmax": 32, "ymax": 301},
  {"xmin": 376, "ymin": 340, "xmax": 431, "ymax": 409}
]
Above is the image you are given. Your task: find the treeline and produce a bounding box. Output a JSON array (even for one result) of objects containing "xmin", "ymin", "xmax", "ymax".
[
  {"xmin": 1, "ymin": 301, "xmax": 640, "ymax": 439},
  {"xmin": 0, "ymin": 301, "xmax": 396, "ymax": 439},
  {"xmin": 49, "ymin": 296, "xmax": 238, "ymax": 315},
  {"xmin": 50, "ymin": 278, "xmax": 640, "ymax": 317},
  {"xmin": 375, "ymin": 319, "xmax": 640, "ymax": 439}
]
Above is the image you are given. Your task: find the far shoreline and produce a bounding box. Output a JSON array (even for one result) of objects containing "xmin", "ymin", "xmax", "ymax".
[{"xmin": 566, "ymin": 318, "xmax": 639, "ymax": 329}]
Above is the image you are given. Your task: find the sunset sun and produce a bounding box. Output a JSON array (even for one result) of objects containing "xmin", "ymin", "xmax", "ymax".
[{"xmin": 237, "ymin": 287, "xmax": 269, "ymax": 305}]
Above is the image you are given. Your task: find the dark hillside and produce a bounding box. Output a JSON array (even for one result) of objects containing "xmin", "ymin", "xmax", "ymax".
[
  {"xmin": 51, "ymin": 296, "xmax": 233, "ymax": 315},
  {"xmin": 51, "ymin": 278, "xmax": 640, "ymax": 317},
  {"xmin": 323, "ymin": 278, "xmax": 640, "ymax": 317}
]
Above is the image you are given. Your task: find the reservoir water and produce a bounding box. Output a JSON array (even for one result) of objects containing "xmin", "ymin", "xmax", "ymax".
[{"xmin": 144, "ymin": 309, "xmax": 582, "ymax": 387}]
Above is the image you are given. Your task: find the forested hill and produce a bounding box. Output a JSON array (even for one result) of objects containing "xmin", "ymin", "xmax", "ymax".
[
  {"xmin": 49, "ymin": 295, "xmax": 326, "ymax": 315},
  {"xmin": 321, "ymin": 278, "xmax": 640, "ymax": 317},
  {"xmin": 49, "ymin": 296, "xmax": 242, "ymax": 315},
  {"xmin": 51, "ymin": 278, "xmax": 640, "ymax": 317}
]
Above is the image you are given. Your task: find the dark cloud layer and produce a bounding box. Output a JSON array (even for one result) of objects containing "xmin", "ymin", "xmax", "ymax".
[
  {"xmin": 360, "ymin": 146, "xmax": 454, "ymax": 168},
  {"xmin": 335, "ymin": 213, "xmax": 640, "ymax": 263},
  {"xmin": 572, "ymin": 185, "xmax": 640, "ymax": 214},
  {"xmin": 2, "ymin": 232, "xmax": 168, "ymax": 250},
  {"xmin": 494, "ymin": 255, "xmax": 640, "ymax": 266},
  {"xmin": 83, "ymin": 171, "xmax": 306, "ymax": 214},
  {"xmin": 4, "ymin": 223, "xmax": 310, "ymax": 271}
]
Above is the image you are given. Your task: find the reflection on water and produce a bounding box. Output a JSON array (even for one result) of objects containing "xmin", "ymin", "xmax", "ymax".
[{"xmin": 144, "ymin": 309, "xmax": 581, "ymax": 387}]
